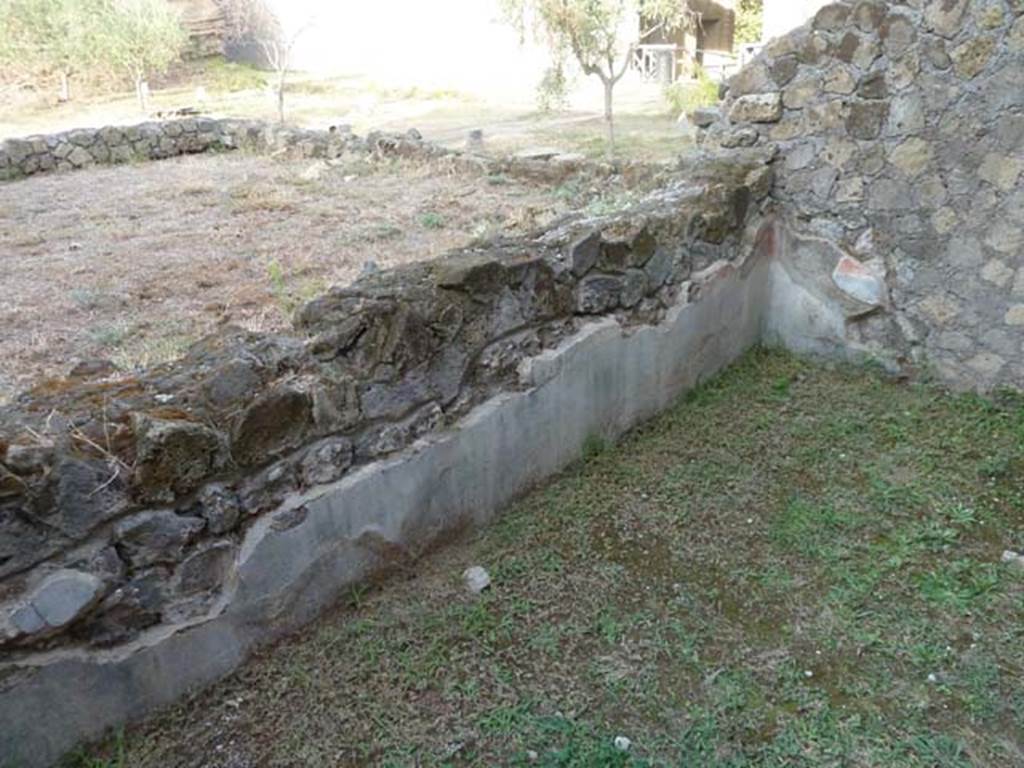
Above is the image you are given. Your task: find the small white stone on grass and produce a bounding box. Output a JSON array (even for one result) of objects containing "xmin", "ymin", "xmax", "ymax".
[
  {"xmin": 613, "ymin": 735, "xmax": 632, "ymax": 752},
  {"xmin": 299, "ymin": 161, "xmax": 328, "ymax": 181},
  {"xmin": 1000, "ymin": 550, "xmax": 1024, "ymax": 571},
  {"xmin": 463, "ymin": 566, "xmax": 491, "ymax": 594}
]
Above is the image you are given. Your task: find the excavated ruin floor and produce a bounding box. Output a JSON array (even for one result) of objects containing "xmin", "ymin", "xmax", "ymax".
[
  {"xmin": 79, "ymin": 350, "xmax": 1024, "ymax": 768},
  {"xmin": 0, "ymin": 152, "xmax": 616, "ymax": 404}
]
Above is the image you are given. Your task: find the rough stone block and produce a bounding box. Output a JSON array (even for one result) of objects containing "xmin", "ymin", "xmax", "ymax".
[
  {"xmin": 846, "ymin": 101, "xmax": 889, "ymax": 139},
  {"xmin": 576, "ymin": 275, "xmax": 622, "ymax": 314},
  {"xmin": 114, "ymin": 510, "xmax": 205, "ymax": 567},
  {"xmin": 133, "ymin": 416, "xmax": 225, "ymax": 503},
  {"xmin": 813, "ymin": 3, "xmax": 851, "ymax": 31},
  {"xmin": 232, "ymin": 387, "xmax": 314, "ymax": 467},
  {"xmin": 3, "ymin": 570, "xmax": 105, "ymax": 645},
  {"xmin": 569, "ymin": 231, "xmax": 601, "ymax": 277},
  {"xmin": 952, "ymin": 36, "xmax": 996, "ymax": 78},
  {"xmin": 729, "ymin": 93, "xmax": 784, "ymax": 124}
]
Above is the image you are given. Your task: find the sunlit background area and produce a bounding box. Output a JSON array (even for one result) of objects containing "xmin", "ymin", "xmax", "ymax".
[{"xmin": 0, "ymin": 0, "xmax": 833, "ymax": 152}]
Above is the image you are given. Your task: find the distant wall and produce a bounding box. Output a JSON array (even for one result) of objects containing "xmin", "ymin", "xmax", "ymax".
[
  {"xmin": 0, "ymin": 118, "xmax": 286, "ymax": 180},
  {"xmin": 0, "ymin": 119, "xmax": 451, "ymax": 181}
]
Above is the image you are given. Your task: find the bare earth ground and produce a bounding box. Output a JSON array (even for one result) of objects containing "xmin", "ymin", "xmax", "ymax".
[
  {"xmin": 77, "ymin": 351, "xmax": 1024, "ymax": 768},
  {"xmin": 0, "ymin": 151, "xmax": 610, "ymax": 403},
  {"xmin": 1, "ymin": 65, "xmax": 694, "ymax": 162}
]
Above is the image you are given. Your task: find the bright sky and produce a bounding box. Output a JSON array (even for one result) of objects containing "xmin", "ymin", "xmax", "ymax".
[{"xmin": 270, "ymin": 0, "xmax": 556, "ymax": 96}]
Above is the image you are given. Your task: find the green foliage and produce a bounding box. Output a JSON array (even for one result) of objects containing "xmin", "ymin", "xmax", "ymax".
[
  {"xmin": 581, "ymin": 433, "xmax": 609, "ymax": 460},
  {"xmin": 0, "ymin": 0, "xmax": 106, "ymax": 97},
  {"xmin": 88, "ymin": 322, "xmax": 130, "ymax": 348},
  {"xmin": 734, "ymin": 0, "xmax": 764, "ymax": 46},
  {"xmin": 419, "ymin": 212, "xmax": 445, "ymax": 229},
  {"xmin": 0, "ymin": 0, "xmax": 185, "ymax": 104},
  {"xmin": 266, "ymin": 258, "xmax": 287, "ymax": 297},
  {"xmin": 200, "ymin": 58, "xmax": 268, "ymax": 93},
  {"xmin": 536, "ymin": 62, "xmax": 571, "ymax": 113},
  {"xmin": 500, "ymin": 0, "xmax": 697, "ymax": 153},
  {"xmin": 99, "ymin": 0, "xmax": 187, "ymax": 107},
  {"xmin": 662, "ymin": 66, "xmax": 719, "ymax": 117}
]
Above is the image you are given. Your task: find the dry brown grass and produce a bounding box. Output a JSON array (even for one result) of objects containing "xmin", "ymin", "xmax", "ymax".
[{"xmin": 0, "ymin": 152, "xmax": 598, "ymax": 403}]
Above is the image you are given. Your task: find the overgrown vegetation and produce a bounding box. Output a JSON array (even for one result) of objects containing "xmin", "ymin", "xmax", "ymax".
[
  {"xmin": 0, "ymin": 0, "xmax": 186, "ymax": 108},
  {"xmin": 734, "ymin": 0, "xmax": 764, "ymax": 46},
  {"xmin": 79, "ymin": 350, "xmax": 1024, "ymax": 767},
  {"xmin": 662, "ymin": 66, "xmax": 719, "ymax": 118},
  {"xmin": 500, "ymin": 0, "xmax": 698, "ymax": 155},
  {"xmin": 104, "ymin": 0, "xmax": 186, "ymax": 110},
  {"xmin": 220, "ymin": 0, "xmax": 311, "ymax": 123}
]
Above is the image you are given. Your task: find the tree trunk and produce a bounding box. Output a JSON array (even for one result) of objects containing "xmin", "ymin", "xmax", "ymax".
[
  {"xmin": 602, "ymin": 78, "xmax": 616, "ymax": 157},
  {"xmin": 276, "ymin": 67, "xmax": 287, "ymax": 124},
  {"xmin": 58, "ymin": 70, "xmax": 71, "ymax": 102},
  {"xmin": 135, "ymin": 73, "xmax": 149, "ymax": 113}
]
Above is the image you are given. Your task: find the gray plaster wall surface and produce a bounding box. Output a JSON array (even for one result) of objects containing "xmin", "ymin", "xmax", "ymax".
[{"xmin": 701, "ymin": 0, "xmax": 1024, "ymax": 391}]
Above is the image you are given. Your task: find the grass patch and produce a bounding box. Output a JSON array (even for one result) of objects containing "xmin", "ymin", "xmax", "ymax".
[
  {"xmin": 110, "ymin": 332, "xmax": 194, "ymax": 371},
  {"xmin": 228, "ymin": 183, "xmax": 298, "ymax": 215},
  {"xmin": 419, "ymin": 211, "xmax": 446, "ymax": 229},
  {"xmin": 79, "ymin": 350, "xmax": 1024, "ymax": 767},
  {"xmin": 662, "ymin": 68, "xmax": 720, "ymax": 119},
  {"xmin": 87, "ymin": 322, "xmax": 130, "ymax": 348},
  {"xmin": 197, "ymin": 59, "xmax": 268, "ymax": 94}
]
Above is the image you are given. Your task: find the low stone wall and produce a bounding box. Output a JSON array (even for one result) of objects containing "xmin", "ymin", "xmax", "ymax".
[
  {"xmin": 0, "ymin": 150, "xmax": 774, "ymax": 766},
  {"xmin": 0, "ymin": 118, "xmax": 453, "ymax": 181},
  {"xmin": 0, "ymin": 117, "xmax": 658, "ymax": 187},
  {"xmin": 698, "ymin": 0, "xmax": 1024, "ymax": 391}
]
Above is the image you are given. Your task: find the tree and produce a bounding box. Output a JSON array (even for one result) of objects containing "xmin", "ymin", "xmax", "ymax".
[
  {"xmin": 501, "ymin": 0, "xmax": 695, "ymax": 155},
  {"xmin": 734, "ymin": 0, "xmax": 763, "ymax": 45},
  {"xmin": 98, "ymin": 0, "xmax": 187, "ymax": 111},
  {"xmin": 219, "ymin": 0, "xmax": 310, "ymax": 124},
  {"xmin": 0, "ymin": 0, "xmax": 107, "ymax": 101}
]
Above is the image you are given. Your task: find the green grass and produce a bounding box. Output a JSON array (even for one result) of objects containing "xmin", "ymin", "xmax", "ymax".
[
  {"xmin": 194, "ymin": 59, "xmax": 269, "ymax": 94},
  {"xmin": 76, "ymin": 350, "xmax": 1024, "ymax": 767},
  {"xmin": 420, "ymin": 211, "xmax": 446, "ymax": 229},
  {"xmin": 662, "ymin": 69, "xmax": 721, "ymax": 119},
  {"xmin": 86, "ymin": 322, "xmax": 130, "ymax": 348}
]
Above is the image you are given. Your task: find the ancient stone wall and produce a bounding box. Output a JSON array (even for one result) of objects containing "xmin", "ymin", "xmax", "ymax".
[
  {"xmin": 5, "ymin": 4, "xmax": 1020, "ymax": 756},
  {"xmin": 700, "ymin": 0, "xmax": 1024, "ymax": 390},
  {"xmin": 0, "ymin": 148, "xmax": 774, "ymax": 766},
  {"xmin": 0, "ymin": 117, "xmax": 656, "ymax": 191},
  {"xmin": 0, "ymin": 119, "xmax": 451, "ymax": 181}
]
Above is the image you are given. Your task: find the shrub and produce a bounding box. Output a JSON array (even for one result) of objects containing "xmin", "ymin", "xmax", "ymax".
[{"xmin": 663, "ymin": 66, "xmax": 720, "ymax": 119}]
